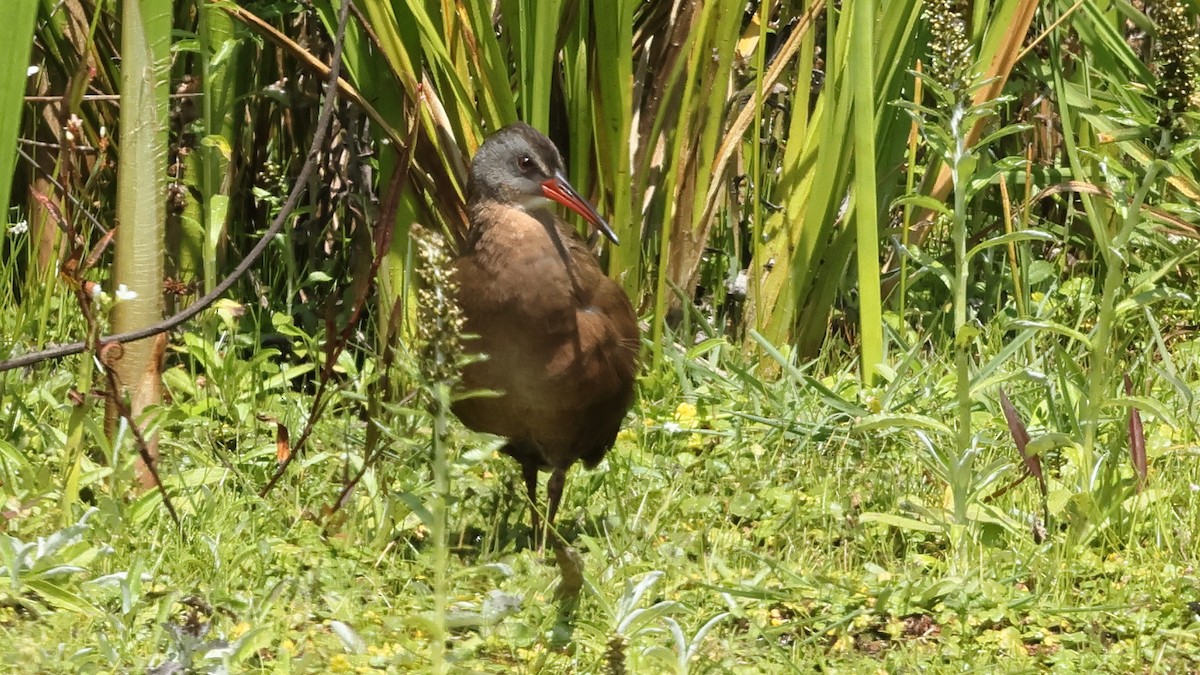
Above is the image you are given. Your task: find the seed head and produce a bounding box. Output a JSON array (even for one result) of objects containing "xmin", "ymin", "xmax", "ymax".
[
  {"xmin": 413, "ymin": 226, "xmax": 464, "ymax": 386},
  {"xmin": 923, "ymin": 0, "xmax": 973, "ymax": 101},
  {"xmin": 1151, "ymin": 0, "xmax": 1198, "ymax": 130},
  {"xmin": 604, "ymin": 634, "xmax": 628, "ymax": 675}
]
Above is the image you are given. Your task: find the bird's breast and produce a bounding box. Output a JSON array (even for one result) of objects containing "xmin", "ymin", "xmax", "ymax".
[
  {"xmin": 455, "ymin": 212, "xmax": 585, "ymax": 329},
  {"xmin": 450, "ymin": 207, "xmax": 638, "ymax": 449}
]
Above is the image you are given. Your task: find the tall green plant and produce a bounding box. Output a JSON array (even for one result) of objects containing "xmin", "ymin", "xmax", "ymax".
[
  {"xmin": 1039, "ymin": 0, "xmax": 1197, "ymax": 544},
  {"xmin": 578, "ymin": 0, "xmax": 637, "ymax": 288},
  {"xmin": 188, "ymin": 0, "xmax": 246, "ymax": 295},
  {"xmin": 110, "ymin": 0, "xmax": 171, "ymax": 486},
  {"xmin": 0, "ymin": 2, "xmax": 38, "ymax": 223},
  {"xmin": 849, "ymin": 0, "xmax": 883, "ymax": 382},
  {"xmin": 645, "ymin": 0, "xmax": 743, "ymax": 359},
  {"xmin": 754, "ymin": 0, "xmax": 923, "ymax": 358},
  {"xmin": 889, "ymin": 0, "xmax": 1048, "ymax": 563},
  {"xmin": 411, "ymin": 227, "xmax": 465, "ymax": 672}
]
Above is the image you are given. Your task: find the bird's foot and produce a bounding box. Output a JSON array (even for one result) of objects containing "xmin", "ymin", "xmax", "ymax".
[{"xmin": 552, "ymin": 540, "xmax": 584, "ymax": 599}]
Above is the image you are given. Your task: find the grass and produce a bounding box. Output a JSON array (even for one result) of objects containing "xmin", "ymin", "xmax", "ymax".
[
  {"xmin": 4, "ymin": 0, "xmax": 1200, "ymax": 671},
  {"xmin": 2, "ymin": 310, "xmax": 1199, "ymax": 672}
]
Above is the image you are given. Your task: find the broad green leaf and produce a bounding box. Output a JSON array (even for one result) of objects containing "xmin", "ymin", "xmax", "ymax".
[{"xmin": 0, "ymin": 1, "xmax": 37, "ymax": 223}]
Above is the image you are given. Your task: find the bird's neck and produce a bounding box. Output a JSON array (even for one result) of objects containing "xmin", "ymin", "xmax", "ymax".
[
  {"xmin": 466, "ymin": 200, "xmax": 573, "ymax": 246},
  {"xmin": 463, "ymin": 200, "xmax": 593, "ymax": 300}
]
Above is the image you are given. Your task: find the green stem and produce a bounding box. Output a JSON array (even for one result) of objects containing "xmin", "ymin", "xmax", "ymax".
[
  {"xmin": 850, "ymin": 0, "xmax": 882, "ymax": 384},
  {"xmin": 431, "ymin": 383, "xmax": 449, "ymax": 672},
  {"xmin": 1081, "ymin": 144, "xmax": 1163, "ymax": 490},
  {"xmin": 950, "ymin": 102, "xmax": 971, "ymax": 530}
]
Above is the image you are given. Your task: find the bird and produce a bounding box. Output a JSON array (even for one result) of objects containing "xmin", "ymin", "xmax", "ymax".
[{"xmin": 451, "ymin": 122, "xmax": 639, "ymax": 544}]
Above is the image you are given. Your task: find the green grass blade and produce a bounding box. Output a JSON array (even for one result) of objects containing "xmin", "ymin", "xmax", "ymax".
[
  {"xmin": 590, "ymin": 0, "xmax": 637, "ymax": 288},
  {"xmin": 0, "ymin": 1, "xmax": 38, "ymax": 223},
  {"xmin": 849, "ymin": 0, "xmax": 883, "ymax": 384}
]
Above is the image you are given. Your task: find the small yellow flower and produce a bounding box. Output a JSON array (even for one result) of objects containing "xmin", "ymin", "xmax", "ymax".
[
  {"xmin": 674, "ymin": 402, "xmax": 698, "ymax": 425},
  {"xmin": 330, "ymin": 654, "xmax": 351, "ymax": 672},
  {"xmin": 517, "ymin": 643, "xmax": 547, "ymax": 661},
  {"xmin": 229, "ymin": 622, "xmax": 250, "ymax": 639}
]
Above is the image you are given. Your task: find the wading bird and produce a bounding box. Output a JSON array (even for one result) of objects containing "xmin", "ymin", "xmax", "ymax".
[{"xmin": 452, "ymin": 122, "xmax": 639, "ymax": 543}]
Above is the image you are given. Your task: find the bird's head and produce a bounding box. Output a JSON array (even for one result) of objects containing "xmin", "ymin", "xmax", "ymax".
[{"xmin": 467, "ymin": 122, "xmax": 619, "ymax": 245}]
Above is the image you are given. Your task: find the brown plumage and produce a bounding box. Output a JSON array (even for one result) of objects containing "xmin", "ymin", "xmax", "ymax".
[{"xmin": 452, "ymin": 122, "xmax": 639, "ymax": 541}]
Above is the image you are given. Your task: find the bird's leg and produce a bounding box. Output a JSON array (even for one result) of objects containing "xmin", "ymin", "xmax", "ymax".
[
  {"xmin": 521, "ymin": 461, "xmax": 541, "ymax": 546},
  {"xmin": 546, "ymin": 468, "xmax": 568, "ymax": 532},
  {"xmin": 546, "ymin": 470, "xmax": 581, "ymax": 597}
]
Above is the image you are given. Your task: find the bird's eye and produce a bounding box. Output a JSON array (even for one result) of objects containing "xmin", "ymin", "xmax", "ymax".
[{"xmin": 517, "ymin": 155, "xmax": 535, "ymax": 172}]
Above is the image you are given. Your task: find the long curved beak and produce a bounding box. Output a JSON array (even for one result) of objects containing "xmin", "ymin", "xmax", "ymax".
[{"xmin": 541, "ymin": 173, "xmax": 620, "ymax": 245}]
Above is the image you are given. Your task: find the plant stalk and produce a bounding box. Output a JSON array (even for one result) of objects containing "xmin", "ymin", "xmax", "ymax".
[
  {"xmin": 431, "ymin": 383, "xmax": 450, "ymax": 673},
  {"xmin": 950, "ymin": 102, "xmax": 972, "ymax": 532},
  {"xmin": 1081, "ymin": 141, "xmax": 1163, "ymax": 490}
]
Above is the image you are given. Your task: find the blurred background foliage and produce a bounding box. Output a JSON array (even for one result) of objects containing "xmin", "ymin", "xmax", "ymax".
[
  {"xmin": 2, "ymin": 0, "xmax": 1200, "ymax": 669},
  {"xmin": 3, "ymin": 0, "xmax": 1196, "ymax": 373}
]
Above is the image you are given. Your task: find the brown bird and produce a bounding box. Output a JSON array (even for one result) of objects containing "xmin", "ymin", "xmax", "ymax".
[{"xmin": 452, "ymin": 122, "xmax": 639, "ymax": 543}]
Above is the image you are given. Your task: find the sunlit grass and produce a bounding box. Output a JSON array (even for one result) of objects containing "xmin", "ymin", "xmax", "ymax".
[
  {"xmin": 2, "ymin": 309, "xmax": 1200, "ymax": 671},
  {"xmin": 3, "ymin": 0, "xmax": 1200, "ymax": 672}
]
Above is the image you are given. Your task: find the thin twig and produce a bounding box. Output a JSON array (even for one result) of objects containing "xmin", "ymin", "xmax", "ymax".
[
  {"xmin": 17, "ymin": 146, "xmax": 111, "ymax": 235},
  {"xmin": 100, "ymin": 342, "xmax": 182, "ymax": 529},
  {"xmin": 22, "ymin": 92, "xmax": 205, "ymax": 103},
  {"xmin": 269, "ymin": 100, "xmax": 421, "ymax": 501},
  {"xmin": 327, "ymin": 389, "xmax": 417, "ymax": 516},
  {"xmin": 251, "ymin": 0, "xmax": 354, "ymax": 495}
]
